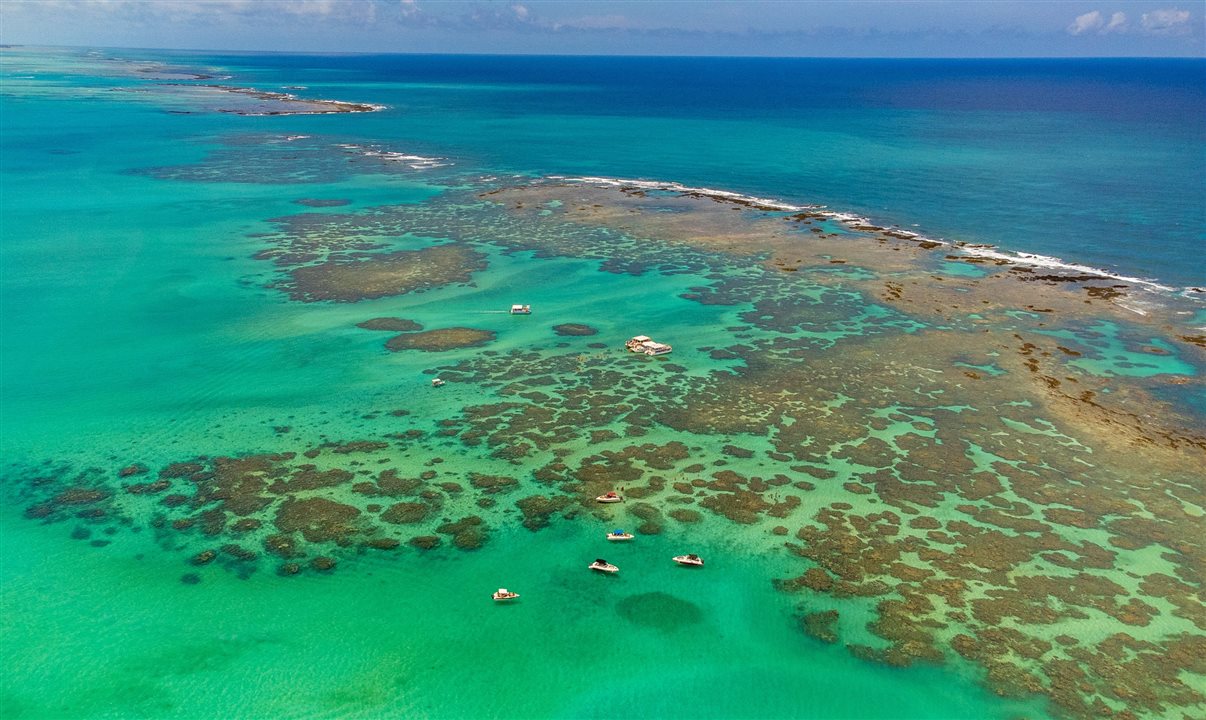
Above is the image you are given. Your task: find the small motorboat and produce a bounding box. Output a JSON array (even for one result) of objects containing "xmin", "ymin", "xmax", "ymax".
[
  {"xmin": 588, "ymin": 559, "xmax": 619, "ymax": 573},
  {"xmin": 431, "ymin": 378, "xmax": 446, "ymax": 388},
  {"xmin": 607, "ymin": 529, "xmax": 634, "ymax": 541},
  {"xmin": 672, "ymin": 554, "xmax": 704, "ymax": 567},
  {"xmin": 492, "ymin": 588, "xmax": 520, "ymax": 601},
  {"xmin": 510, "ymin": 304, "xmax": 532, "ymax": 315},
  {"xmin": 596, "ymin": 492, "xmax": 623, "ymax": 504}
]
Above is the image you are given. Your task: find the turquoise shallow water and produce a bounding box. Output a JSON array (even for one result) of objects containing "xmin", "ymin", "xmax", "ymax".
[
  {"xmin": 1, "ymin": 510, "xmax": 1044, "ymax": 719},
  {"xmin": 2, "ymin": 47, "xmax": 1204, "ymax": 720}
]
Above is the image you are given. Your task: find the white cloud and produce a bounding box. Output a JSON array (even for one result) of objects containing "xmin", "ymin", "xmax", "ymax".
[
  {"xmin": 21, "ymin": 0, "xmax": 375, "ymax": 20},
  {"xmin": 511, "ymin": 4, "xmax": 530, "ymax": 21},
  {"xmin": 1103, "ymin": 11, "xmax": 1127, "ymax": 33},
  {"xmin": 1067, "ymin": 10, "xmax": 1103, "ymax": 35},
  {"xmin": 1141, "ymin": 7, "xmax": 1192, "ymax": 34},
  {"xmin": 1067, "ymin": 9, "xmax": 1147, "ymax": 36},
  {"xmin": 278, "ymin": 1, "xmax": 336, "ymax": 17},
  {"xmin": 553, "ymin": 14, "xmax": 636, "ymax": 32},
  {"xmin": 99, "ymin": 0, "xmax": 252, "ymax": 16}
]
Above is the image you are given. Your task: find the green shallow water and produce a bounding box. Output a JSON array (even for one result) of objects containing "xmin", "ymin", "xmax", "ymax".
[{"xmin": 1, "ymin": 507, "xmax": 1045, "ymax": 720}]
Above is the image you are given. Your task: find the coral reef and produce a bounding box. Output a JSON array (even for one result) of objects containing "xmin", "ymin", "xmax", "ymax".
[
  {"xmin": 385, "ymin": 328, "xmax": 496, "ymax": 352},
  {"xmin": 281, "ymin": 245, "xmax": 486, "ymax": 303}
]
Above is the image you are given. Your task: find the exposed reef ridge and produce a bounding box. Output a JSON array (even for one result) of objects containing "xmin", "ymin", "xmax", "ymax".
[
  {"xmin": 1, "ymin": 48, "xmax": 383, "ymax": 118},
  {"xmin": 559, "ymin": 176, "xmax": 1184, "ymax": 296},
  {"xmin": 171, "ymin": 84, "xmax": 385, "ymax": 116}
]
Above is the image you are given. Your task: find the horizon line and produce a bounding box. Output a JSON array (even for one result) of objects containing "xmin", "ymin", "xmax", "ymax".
[{"xmin": 3, "ymin": 43, "xmax": 1205, "ymax": 62}]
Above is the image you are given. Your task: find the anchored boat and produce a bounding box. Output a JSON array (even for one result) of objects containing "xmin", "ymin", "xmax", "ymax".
[
  {"xmin": 606, "ymin": 529, "xmax": 634, "ymax": 541},
  {"xmin": 492, "ymin": 588, "xmax": 520, "ymax": 601},
  {"xmin": 589, "ymin": 559, "xmax": 619, "ymax": 573},
  {"xmin": 672, "ymin": 554, "xmax": 704, "ymax": 567},
  {"xmin": 596, "ymin": 492, "xmax": 623, "ymax": 503},
  {"xmin": 625, "ymin": 335, "xmax": 672, "ymax": 356}
]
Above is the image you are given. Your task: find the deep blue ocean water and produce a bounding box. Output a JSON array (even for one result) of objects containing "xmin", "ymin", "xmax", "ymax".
[{"xmin": 148, "ymin": 52, "xmax": 1206, "ymax": 287}]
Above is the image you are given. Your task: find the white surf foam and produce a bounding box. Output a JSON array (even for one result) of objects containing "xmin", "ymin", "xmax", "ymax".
[
  {"xmin": 570, "ymin": 176, "xmax": 814, "ymax": 212},
  {"xmin": 954, "ymin": 247, "xmax": 1175, "ymax": 292},
  {"xmin": 336, "ymin": 143, "xmax": 450, "ymax": 170},
  {"xmin": 559, "ymin": 175, "xmax": 1185, "ymax": 296}
]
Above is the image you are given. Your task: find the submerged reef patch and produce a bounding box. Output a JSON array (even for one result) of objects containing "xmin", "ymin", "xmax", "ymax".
[
  {"xmin": 552, "ymin": 323, "xmax": 598, "ymax": 337},
  {"xmin": 356, "ymin": 317, "xmax": 424, "ymax": 332},
  {"xmin": 280, "ymin": 245, "xmax": 487, "ymax": 303},
  {"xmin": 11, "ymin": 444, "xmax": 512, "ymax": 578},
  {"xmin": 615, "ymin": 591, "xmax": 704, "ymax": 632},
  {"xmin": 385, "ymin": 328, "xmax": 496, "ymax": 352},
  {"xmin": 137, "ymin": 134, "xmax": 449, "ymax": 186},
  {"xmin": 295, "ymin": 198, "xmax": 351, "ymax": 208}
]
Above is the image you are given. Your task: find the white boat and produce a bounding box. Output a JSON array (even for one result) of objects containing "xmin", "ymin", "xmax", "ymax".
[
  {"xmin": 510, "ymin": 304, "xmax": 531, "ymax": 315},
  {"xmin": 431, "ymin": 378, "xmax": 446, "ymax": 387},
  {"xmin": 672, "ymin": 554, "xmax": 704, "ymax": 567},
  {"xmin": 625, "ymin": 335, "xmax": 672, "ymax": 356},
  {"xmin": 625, "ymin": 335, "xmax": 652, "ymax": 352},
  {"xmin": 588, "ymin": 559, "xmax": 619, "ymax": 573},
  {"xmin": 606, "ymin": 530, "xmax": 634, "ymax": 541},
  {"xmin": 596, "ymin": 492, "xmax": 623, "ymax": 503},
  {"xmin": 492, "ymin": 588, "xmax": 520, "ymax": 601}
]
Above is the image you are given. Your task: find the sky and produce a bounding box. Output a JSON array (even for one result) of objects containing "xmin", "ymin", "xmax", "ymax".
[{"xmin": 1, "ymin": 0, "xmax": 1203, "ymax": 57}]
